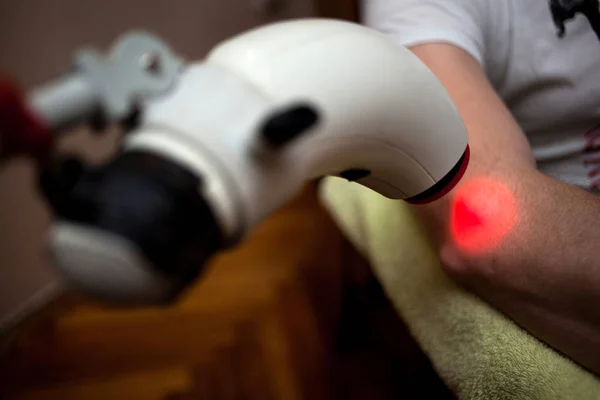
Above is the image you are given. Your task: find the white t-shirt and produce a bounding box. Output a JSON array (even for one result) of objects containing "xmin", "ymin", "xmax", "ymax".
[{"xmin": 363, "ymin": 0, "xmax": 600, "ymax": 192}]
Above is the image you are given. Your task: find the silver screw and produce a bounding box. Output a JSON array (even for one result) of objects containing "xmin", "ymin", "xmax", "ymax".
[{"xmin": 140, "ymin": 52, "xmax": 162, "ymax": 76}]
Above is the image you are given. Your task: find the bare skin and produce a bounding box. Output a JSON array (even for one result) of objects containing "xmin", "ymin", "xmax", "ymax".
[{"xmin": 410, "ymin": 43, "xmax": 600, "ymax": 374}]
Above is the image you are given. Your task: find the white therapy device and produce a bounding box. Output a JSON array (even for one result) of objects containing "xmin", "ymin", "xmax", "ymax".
[{"xmin": 1, "ymin": 19, "xmax": 469, "ymax": 304}]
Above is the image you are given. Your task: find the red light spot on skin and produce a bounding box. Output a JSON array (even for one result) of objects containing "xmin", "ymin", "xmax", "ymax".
[{"xmin": 450, "ymin": 178, "xmax": 517, "ymax": 254}]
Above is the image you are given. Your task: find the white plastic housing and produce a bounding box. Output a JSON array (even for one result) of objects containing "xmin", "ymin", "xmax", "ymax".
[{"xmin": 125, "ymin": 19, "xmax": 468, "ymax": 242}]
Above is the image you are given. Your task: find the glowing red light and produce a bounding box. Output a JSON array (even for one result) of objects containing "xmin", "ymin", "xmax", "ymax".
[{"xmin": 450, "ymin": 178, "xmax": 517, "ymax": 254}]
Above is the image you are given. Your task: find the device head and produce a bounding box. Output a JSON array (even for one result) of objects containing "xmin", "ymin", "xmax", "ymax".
[{"xmin": 41, "ymin": 152, "xmax": 223, "ymax": 305}]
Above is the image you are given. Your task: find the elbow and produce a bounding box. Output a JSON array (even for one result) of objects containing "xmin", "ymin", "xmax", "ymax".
[
  {"xmin": 438, "ymin": 242, "xmax": 477, "ymax": 283},
  {"xmin": 438, "ymin": 242, "xmax": 495, "ymax": 289},
  {"xmin": 438, "ymin": 240, "xmax": 519, "ymax": 289},
  {"xmin": 436, "ymin": 175, "xmax": 522, "ymax": 283}
]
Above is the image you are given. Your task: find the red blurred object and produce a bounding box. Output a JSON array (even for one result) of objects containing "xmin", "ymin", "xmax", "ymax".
[
  {"xmin": 453, "ymin": 198, "xmax": 483, "ymax": 232},
  {"xmin": 450, "ymin": 177, "xmax": 517, "ymax": 254},
  {"xmin": 0, "ymin": 77, "xmax": 50, "ymax": 159}
]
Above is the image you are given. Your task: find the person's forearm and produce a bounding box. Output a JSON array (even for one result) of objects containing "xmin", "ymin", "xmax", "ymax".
[
  {"xmin": 407, "ymin": 42, "xmax": 600, "ymax": 373},
  {"xmin": 417, "ymin": 167, "xmax": 600, "ymax": 373}
]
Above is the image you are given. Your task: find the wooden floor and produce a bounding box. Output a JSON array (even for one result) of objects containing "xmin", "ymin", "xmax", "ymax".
[{"xmin": 0, "ymin": 183, "xmax": 453, "ymax": 400}]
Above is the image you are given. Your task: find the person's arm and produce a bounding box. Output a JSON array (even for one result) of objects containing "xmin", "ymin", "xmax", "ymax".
[{"xmin": 410, "ymin": 43, "xmax": 600, "ymax": 374}]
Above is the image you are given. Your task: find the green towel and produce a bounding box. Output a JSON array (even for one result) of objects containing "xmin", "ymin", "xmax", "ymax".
[{"xmin": 319, "ymin": 177, "xmax": 600, "ymax": 399}]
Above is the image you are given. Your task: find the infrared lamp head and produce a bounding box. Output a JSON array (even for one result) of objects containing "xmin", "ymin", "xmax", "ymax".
[{"xmin": 41, "ymin": 19, "xmax": 469, "ymax": 306}]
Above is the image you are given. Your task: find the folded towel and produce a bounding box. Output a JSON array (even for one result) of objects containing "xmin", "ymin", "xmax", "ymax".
[{"xmin": 319, "ymin": 177, "xmax": 600, "ymax": 399}]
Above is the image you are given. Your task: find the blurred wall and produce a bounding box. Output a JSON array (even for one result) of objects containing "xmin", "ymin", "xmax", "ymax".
[{"xmin": 0, "ymin": 0, "xmax": 315, "ymax": 328}]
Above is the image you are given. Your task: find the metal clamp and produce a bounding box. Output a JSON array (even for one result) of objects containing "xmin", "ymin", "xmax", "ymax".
[{"xmin": 29, "ymin": 32, "xmax": 185, "ymax": 132}]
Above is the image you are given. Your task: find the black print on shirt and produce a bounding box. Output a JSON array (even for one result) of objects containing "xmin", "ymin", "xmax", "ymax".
[{"xmin": 549, "ymin": 0, "xmax": 600, "ymax": 40}]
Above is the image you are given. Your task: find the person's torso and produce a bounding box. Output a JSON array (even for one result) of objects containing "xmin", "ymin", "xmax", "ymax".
[{"xmin": 483, "ymin": 0, "xmax": 600, "ymax": 191}]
